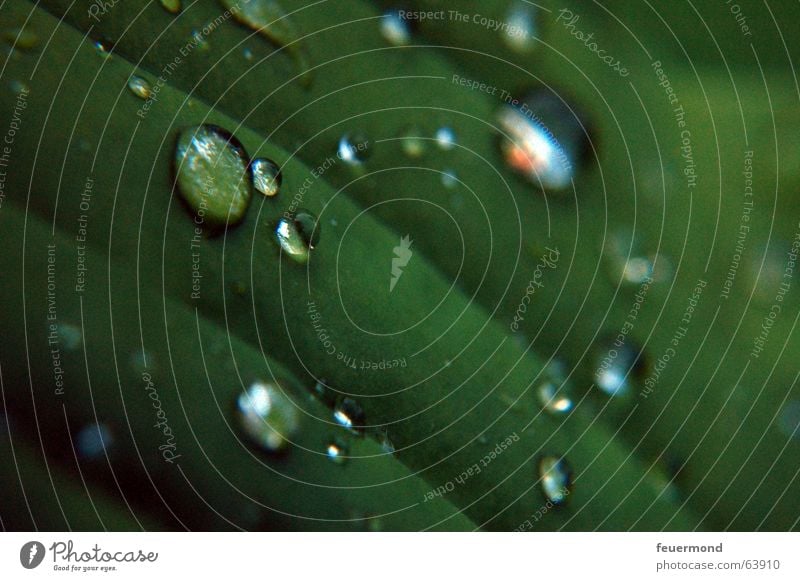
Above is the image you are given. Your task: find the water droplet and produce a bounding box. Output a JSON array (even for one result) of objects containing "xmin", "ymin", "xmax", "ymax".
[
  {"xmin": 220, "ymin": 0, "xmax": 311, "ymax": 86},
  {"xmin": 502, "ymin": 3, "xmax": 537, "ymax": 53},
  {"xmin": 4, "ymin": 26, "xmax": 39, "ymax": 52},
  {"xmin": 93, "ymin": 38, "xmax": 113, "ymax": 58},
  {"xmin": 441, "ymin": 169, "xmax": 458, "ymax": 189},
  {"xmin": 593, "ymin": 338, "xmax": 646, "ymax": 397},
  {"xmin": 333, "ymin": 397, "xmax": 365, "ymax": 434},
  {"xmin": 242, "ymin": 47, "xmax": 254, "ymax": 61},
  {"xmin": 236, "ymin": 381, "xmax": 301, "ymax": 452},
  {"xmin": 399, "ymin": 125, "xmax": 426, "ymax": 158},
  {"xmin": 778, "ymin": 400, "xmax": 800, "ymax": 440},
  {"xmin": 275, "ymin": 210, "xmax": 320, "ymax": 264},
  {"xmin": 435, "ymin": 127, "xmax": 456, "ymax": 150},
  {"xmin": 380, "ymin": 10, "xmax": 411, "ymax": 46},
  {"xmin": 537, "ymin": 378, "xmax": 573, "ymax": 415},
  {"xmin": 174, "ymin": 125, "xmax": 252, "ymax": 229},
  {"xmin": 478, "ymin": 434, "xmax": 489, "ymax": 445},
  {"xmin": 538, "ymin": 455, "xmax": 572, "ymax": 505},
  {"xmin": 337, "ymin": 132, "xmax": 371, "ymax": 166},
  {"xmin": 497, "ymin": 90, "xmax": 585, "ymax": 191},
  {"xmin": 159, "ymin": 0, "xmax": 182, "ymax": 14},
  {"xmin": 127, "ymin": 75, "xmax": 153, "ymax": 100},
  {"xmin": 326, "ymin": 437, "xmax": 349, "ymax": 464},
  {"xmin": 250, "ymin": 157, "xmax": 282, "ymax": 197},
  {"xmin": 75, "ymin": 422, "xmax": 113, "ymax": 460}
]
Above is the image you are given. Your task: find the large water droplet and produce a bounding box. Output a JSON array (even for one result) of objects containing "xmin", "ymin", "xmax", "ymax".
[
  {"xmin": 435, "ymin": 127, "xmax": 456, "ymax": 150},
  {"xmin": 236, "ymin": 381, "xmax": 301, "ymax": 452},
  {"xmin": 127, "ymin": 75, "xmax": 153, "ymax": 100},
  {"xmin": 159, "ymin": 0, "xmax": 182, "ymax": 14},
  {"xmin": 497, "ymin": 90, "xmax": 585, "ymax": 191},
  {"xmin": 380, "ymin": 10, "xmax": 411, "ymax": 46},
  {"xmin": 502, "ymin": 3, "xmax": 537, "ymax": 53},
  {"xmin": 250, "ymin": 158, "xmax": 282, "ymax": 197},
  {"xmin": 333, "ymin": 397, "xmax": 366, "ymax": 434},
  {"xmin": 337, "ymin": 132, "xmax": 372, "ymax": 166},
  {"xmin": 219, "ymin": 0, "xmax": 311, "ymax": 86},
  {"xmin": 174, "ymin": 125, "xmax": 252, "ymax": 228},
  {"xmin": 75, "ymin": 422, "xmax": 113, "ymax": 460},
  {"xmin": 326, "ymin": 437, "xmax": 349, "ymax": 465},
  {"xmin": 593, "ymin": 338, "xmax": 646, "ymax": 397},
  {"xmin": 538, "ymin": 455, "xmax": 572, "ymax": 505},
  {"xmin": 275, "ymin": 210, "xmax": 320, "ymax": 264}
]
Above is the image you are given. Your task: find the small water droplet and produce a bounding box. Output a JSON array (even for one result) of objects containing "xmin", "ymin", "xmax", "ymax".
[
  {"xmin": 4, "ymin": 26, "xmax": 39, "ymax": 52},
  {"xmin": 236, "ymin": 381, "xmax": 301, "ymax": 452},
  {"xmin": 435, "ymin": 127, "xmax": 456, "ymax": 150},
  {"xmin": 9, "ymin": 80, "xmax": 30, "ymax": 95},
  {"xmin": 537, "ymin": 378, "xmax": 573, "ymax": 415},
  {"xmin": 75, "ymin": 422, "xmax": 113, "ymax": 460},
  {"xmin": 497, "ymin": 90, "xmax": 585, "ymax": 191},
  {"xmin": 379, "ymin": 428, "xmax": 395, "ymax": 454},
  {"xmin": 275, "ymin": 210, "xmax": 319, "ymax": 263},
  {"xmin": 250, "ymin": 157, "xmax": 282, "ymax": 197},
  {"xmin": 538, "ymin": 455, "xmax": 572, "ymax": 505},
  {"xmin": 333, "ymin": 397, "xmax": 366, "ymax": 434},
  {"xmin": 337, "ymin": 132, "xmax": 372, "ymax": 166},
  {"xmin": 159, "ymin": 0, "xmax": 182, "ymax": 14},
  {"xmin": 127, "ymin": 75, "xmax": 153, "ymax": 100},
  {"xmin": 380, "ymin": 10, "xmax": 411, "ymax": 46},
  {"xmin": 778, "ymin": 400, "xmax": 800, "ymax": 440},
  {"xmin": 399, "ymin": 125, "xmax": 426, "ymax": 158},
  {"xmin": 190, "ymin": 29, "xmax": 210, "ymax": 52},
  {"xmin": 93, "ymin": 38, "xmax": 113, "ymax": 58},
  {"xmin": 174, "ymin": 125, "xmax": 252, "ymax": 228},
  {"xmin": 242, "ymin": 47, "xmax": 254, "ymax": 61},
  {"xmin": 326, "ymin": 437, "xmax": 349, "ymax": 464},
  {"xmin": 593, "ymin": 338, "xmax": 646, "ymax": 397},
  {"xmin": 603, "ymin": 230, "xmax": 657, "ymax": 285},
  {"xmin": 478, "ymin": 434, "xmax": 489, "ymax": 445},
  {"xmin": 502, "ymin": 3, "xmax": 537, "ymax": 53}
]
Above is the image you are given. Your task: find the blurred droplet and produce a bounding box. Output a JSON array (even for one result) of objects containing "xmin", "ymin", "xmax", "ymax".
[
  {"xmin": 127, "ymin": 75, "xmax": 153, "ymax": 100},
  {"xmin": 275, "ymin": 210, "xmax": 320, "ymax": 263},
  {"xmin": 778, "ymin": 401, "xmax": 800, "ymax": 440},
  {"xmin": 190, "ymin": 29, "xmax": 210, "ymax": 52},
  {"xmin": 159, "ymin": 0, "xmax": 182, "ymax": 14},
  {"xmin": 399, "ymin": 125, "xmax": 426, "ymax": 158},
  {"xmin": 130, "ymin": 349, "xmax": 155, "ymax": 374},
  {"xmin": 4, "ymin": 26, "xmax": 39, "ymax": 52},
  {"xmin": 497, "ymin": 90, "xmax": 585, "ymax": 191},
  {"xmin": 250, "ymin": 157, "xmax": 282, "ymax": 197},
  {"xmin": 333, "ymin": 397, "xmax": 366, "ymax": 434},
  {"xmin": 380, "ymin": 10, "xmax": 411, "ymax": 46},
  {"xmin": 236, "ymin": 381, "xmax": 300, "ymax": 452},
  {"xmin": 441, "ymin": 169, "xmax": 458, "ymax": 189},
  {"xmin": 326, "ymin": 437, "xmax": 349, "ymax": 464},
  {"xmin": 243, "ymin": 47, "xmax": 254, "ymax": 61},
  {"xmin": 173, "ymin": 125, "xmax": 252, "ymax": 228},
  {"xmin": 76, "ymin": 422, "xmax": 113, "ymax": 460},
  {"xmin": 435, "ymin": 127, "xmax": 456, "ymax": 150},
  {"xmin": 539, "ymin": 455, "xmax": 572, "ymax": 505},
  {"xmin": 57, "ymin": 323, "xmax": 83, "ymax": 350},
  {"xmin": 502, "ymin": 3, "xmax": 537, "ymax": 53},
  {"xmin": 337, "ymin": 132, "xmax": 371, "ymax": 166},
  {"xmin": 604, "ymin": 230, "xmax": 658, "ymax": 285}
]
